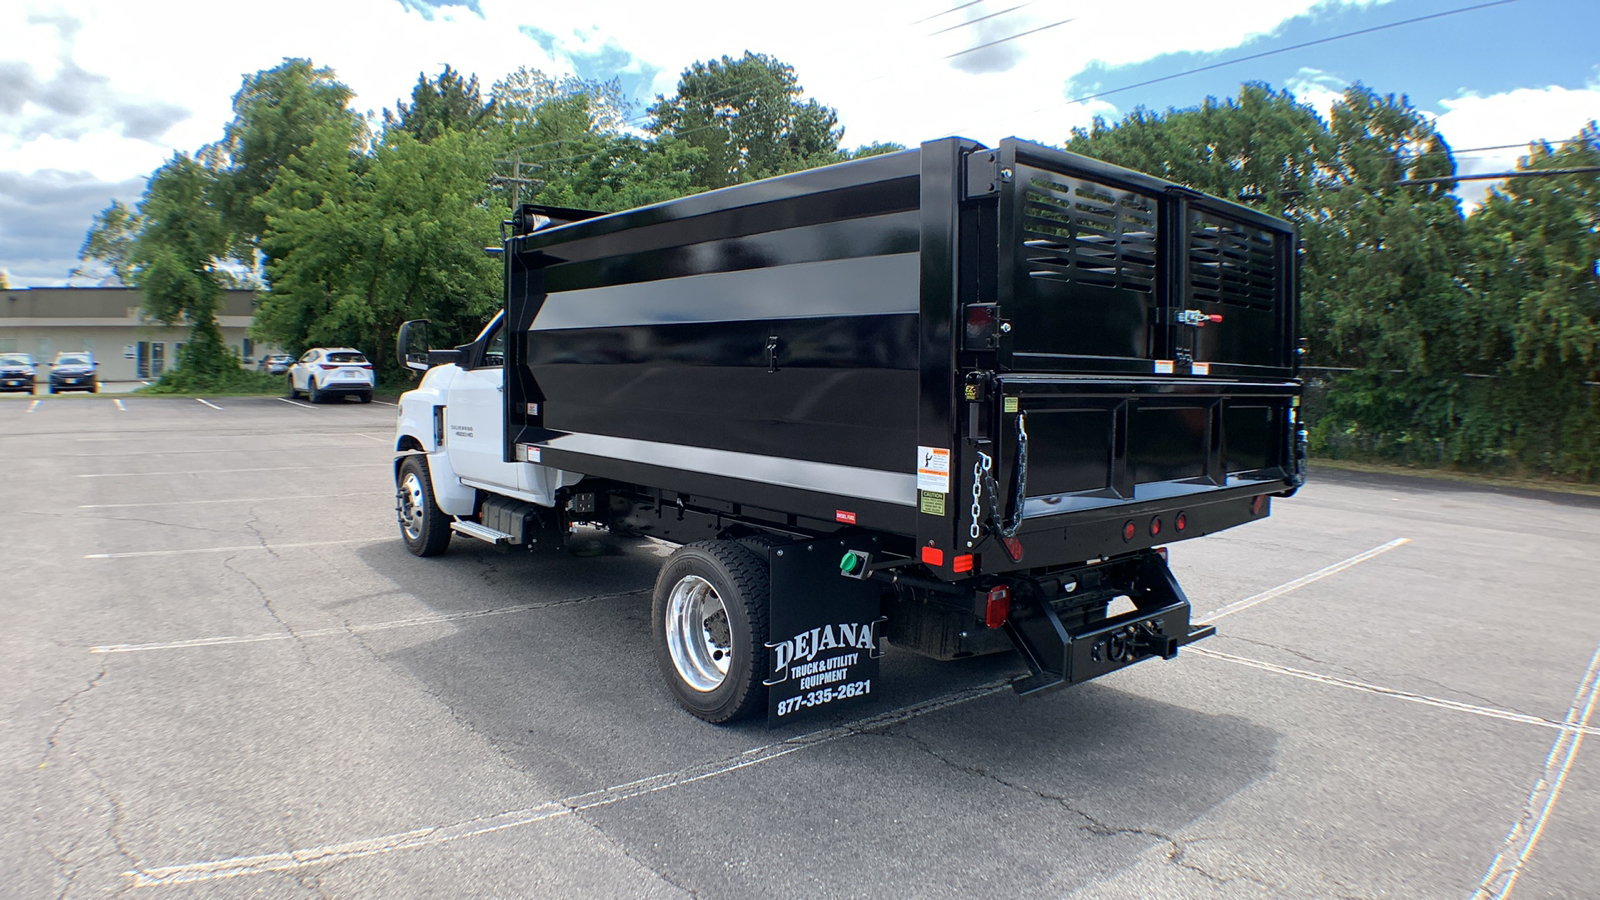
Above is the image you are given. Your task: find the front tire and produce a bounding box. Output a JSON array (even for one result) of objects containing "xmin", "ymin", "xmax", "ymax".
[
  {"xmin": 309, "ymin": 378, "xmax": 326, "ymax": 404},
  {"xmin": 397, "ymin": 456, "xmax": 451, "ymax": 556},
  {"xmin": 286, "ymin": 376, "xmax": 300, "ymax": 400},
  {"xmin": 652, "ymin": 541, "xmax": 771, "ymax": 723}
]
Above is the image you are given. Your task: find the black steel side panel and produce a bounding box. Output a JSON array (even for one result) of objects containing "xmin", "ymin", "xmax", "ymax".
[{"xmin": 509, "ymin": 151, "xmax": 925, "ymax": 524}]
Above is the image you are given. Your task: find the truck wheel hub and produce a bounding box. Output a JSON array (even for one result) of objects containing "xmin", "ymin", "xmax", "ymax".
[{"xmin": 665, "ymin": 575, "xmax": 732, "ymax": 692}]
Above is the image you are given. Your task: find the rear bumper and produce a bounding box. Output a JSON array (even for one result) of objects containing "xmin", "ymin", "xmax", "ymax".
[
  {"xmin": 315, "ymin": 380, "xmax": 373, "ymax": 394},
  {"xmin": 1001, "ymin": 550, "xmax": 1214, "ymax": 695}
]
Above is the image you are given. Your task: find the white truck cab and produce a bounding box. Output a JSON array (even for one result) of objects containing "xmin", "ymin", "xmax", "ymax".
[{"xmin": 393, "ymin": 312, "xmax": 582, "ymax": 555}]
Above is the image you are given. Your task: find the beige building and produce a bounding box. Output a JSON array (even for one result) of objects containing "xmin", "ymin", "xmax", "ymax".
[{"xmin": 0, "ymin": 287, "xmax": 279, "ymax": 382}]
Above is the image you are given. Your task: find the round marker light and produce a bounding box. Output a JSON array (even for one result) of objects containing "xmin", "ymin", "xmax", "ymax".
[
  {"xmin": 1175, "ymin": 512, "xmax": 1188, "ymax": 532},
  {"xmin": 1150, "ymin": 516, "xmax": 1162, "ymax": 536},
  {"xmin": 1122, "ymin": 520, "xmax": 1137, "ymax": 542},
  {"xmin": 1250, "ymin": 495, "xmax": 1265, "ymax": 516}
]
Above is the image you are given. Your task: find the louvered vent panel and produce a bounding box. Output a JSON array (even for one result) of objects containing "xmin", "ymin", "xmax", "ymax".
[
  {"xmin": 1188, "ymin": 212, "xmax": 1276, "ymax": 309},
  {"xmin": 1021, "ymin": 170, "xmax": 1158, "ymax": 295}
]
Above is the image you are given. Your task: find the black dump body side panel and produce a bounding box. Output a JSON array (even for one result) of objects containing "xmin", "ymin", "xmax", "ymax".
[
  {"xmin": 505, "ymin": 138, "xmax": 1303, "ymax": 574},
  {"xmin": 507, "ymin": 151, "xmax": 926, "ymax": 533}
]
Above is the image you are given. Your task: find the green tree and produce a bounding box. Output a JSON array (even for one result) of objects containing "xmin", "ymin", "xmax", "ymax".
[
  {"xmin": 649, "ymin": 52, "xmax": 842, "ymax": 189},
  {"xmin": 128, "ymin": 154, "xmax": 235, "ymax": 379},
  {"xmin": 253, "ymin": 126, "xmax": 504, "ymax": 370},
  {"xmin": 384, "ymin": 65, "xmax": 497, "ymax": 144},
  {"xmin": 72, "ymin": 200, "xmax": 144, "ymax": 285},
  {"xmin": 217, "ymin": 59, "xmax": 362, "ymax": 254}
]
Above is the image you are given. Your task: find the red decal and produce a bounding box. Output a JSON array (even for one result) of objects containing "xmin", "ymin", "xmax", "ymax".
[{"xmin": 836, "ymin": 510, "xmax": 857, "ymax": 524}]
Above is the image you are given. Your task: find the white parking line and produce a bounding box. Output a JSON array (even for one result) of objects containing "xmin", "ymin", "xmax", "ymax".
[
  {"xmin": 79, "ymin": 464, "xmax": 374, "ymax": 478},
  {"xmin": 276, "ymin": 397, "xmax": 317, "ymax": 410},
  {"xmin": 85, "ymin": 537, "xmax": 387, "ymax": 559},
  {"xmin": 355, "ymin": 433, "xmax": 389, "ymax": 442},
  {"xmin": 27, "ymin": 399, "xmax": 40, "ymax": 412},
  {"xmin": 1187, "ymin": 647, "xmax": 1600, "ymax": 737},
  {"xmin": 124, "ymin": 680, "xmax": 1010, "ymax": 886},
  {"xmin": 197, "ymin": 398, "xmax": 224, "ymax": 410},
  {"xmin": 89, "ymin": 589, "xmax": 649, "ymax": 653},
  {"xmin": 114, "ymin": 399, "xmax": 127, "ymax": 411},
  {"xmin": 1472, "ymin": 642, "xmax": 1600, "ymax": 899},
  {"xmin": 80, "ymin": 491, "xmax": 387, "ymax": 509},
  {"xmin": 1200, "ymin": 538, "xmax": 1411, "ymax": 622}
]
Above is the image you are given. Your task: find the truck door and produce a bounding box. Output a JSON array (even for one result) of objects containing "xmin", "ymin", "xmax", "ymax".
[{"xmin": 445, "ymin": 320, "xmax": 519, "ymax": 490}]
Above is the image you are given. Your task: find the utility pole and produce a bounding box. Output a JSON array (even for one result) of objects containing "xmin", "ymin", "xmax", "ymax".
[{"xmin": 489, "ymin": 151, "xmax": 542, "ymax": 210}]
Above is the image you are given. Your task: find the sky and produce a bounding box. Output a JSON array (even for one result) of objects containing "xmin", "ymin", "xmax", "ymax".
[{"xmin": 1, "ymin": 0, "xmax": 1597, "ymax": 287}]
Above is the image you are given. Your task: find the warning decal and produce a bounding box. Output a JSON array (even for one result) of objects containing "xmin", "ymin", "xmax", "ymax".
[
  {"xmin": 916, "ymin": 446, "xmax": 950, "ymax": 494},
  {"xmin": 919, "ymin": 491, "xmax": 946, "ymax": 516}
]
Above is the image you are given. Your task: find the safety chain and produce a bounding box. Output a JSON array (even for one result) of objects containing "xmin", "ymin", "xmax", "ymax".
[
  {"xmin": 967, "ymin": 413, "xmax": 1030, "ymax": 543},
  {"xmin": 969, "ymin": 452, "xmax": 992, "ymax": 541}
]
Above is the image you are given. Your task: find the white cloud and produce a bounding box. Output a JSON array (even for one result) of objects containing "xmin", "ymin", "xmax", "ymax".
[{"xmin": 1430, "ymin": 81, "xmax": 1600, "ymax": 206}]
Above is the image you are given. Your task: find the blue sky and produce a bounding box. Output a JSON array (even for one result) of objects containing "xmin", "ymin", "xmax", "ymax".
[{"xmin": 1, "ymin": 0, "xmax": 1596, "ymax": 286}]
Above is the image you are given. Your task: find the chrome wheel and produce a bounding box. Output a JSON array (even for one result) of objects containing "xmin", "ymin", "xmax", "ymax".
[
  {"xmin": 665, "ymin": 575, "xmax": 733, "ymax": 692},
  {"xmin": 398, "ymin": 469, "xmax": 426, "ymax": 541}
]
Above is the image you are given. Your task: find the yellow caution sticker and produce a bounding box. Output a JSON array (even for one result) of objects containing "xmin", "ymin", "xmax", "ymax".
[
  {"xmin": 919, "ymin": 491, "xmax": 946, "ymax": 516},
  {"xmin": 1004, "ymin": 397, "xmax": 1019, "ymax": 413}
]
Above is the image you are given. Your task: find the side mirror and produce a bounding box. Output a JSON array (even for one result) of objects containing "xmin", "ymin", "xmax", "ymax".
[
  {"xmin": 397, "ymin": 319, "xmax": 432, "ymax": 372},
  {"xmin": 397, "ymin": 319, "xmax": 464, "ymax": 371}
]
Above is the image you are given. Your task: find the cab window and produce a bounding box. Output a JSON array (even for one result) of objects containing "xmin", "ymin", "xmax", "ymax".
[{"xmin": 479, "ymin": 322, "xmax": 505, "ymax": 368}]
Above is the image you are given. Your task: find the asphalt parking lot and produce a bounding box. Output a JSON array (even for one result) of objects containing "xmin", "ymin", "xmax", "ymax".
[{"xmin": 4, "ymin": 393, "xmax": 1598, "ymax": 899}]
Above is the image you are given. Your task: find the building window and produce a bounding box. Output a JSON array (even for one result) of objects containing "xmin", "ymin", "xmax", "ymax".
[{"xmin": 242, "ymin": 337, "xmax": 254, "ymax": 361}]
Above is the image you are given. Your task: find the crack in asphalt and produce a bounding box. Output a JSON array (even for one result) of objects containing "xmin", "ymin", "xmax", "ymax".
[
  {"xmin": 44, "ymin": 836, "xmax": 81, "ymax": 900},
  {"xmin": 880, "ymin": 728, "xmax": 1308, "ymax": 896},
  {"xmin": 222, "ymin": 504, "xmax": 314, "ymax": 662}
]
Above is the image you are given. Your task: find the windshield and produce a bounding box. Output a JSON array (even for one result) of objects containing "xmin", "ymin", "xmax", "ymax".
[
  {"xmin": 57, "ymin": 355, "xmax": 89, "ymax": 366},
  {"xmin": 0, "ymin": 354, "xmax": 30, "ymax": 365}
]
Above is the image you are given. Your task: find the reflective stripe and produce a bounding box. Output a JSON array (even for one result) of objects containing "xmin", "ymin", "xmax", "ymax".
[
  {"xmin": 530, "ymin": 254, "xmax": 920, "ymax": 330},
  {"xmin": 545, "ymin": 432, "xmax": 916, "ymax": 507}
]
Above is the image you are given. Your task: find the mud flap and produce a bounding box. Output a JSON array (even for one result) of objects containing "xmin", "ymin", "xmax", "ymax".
[{"xmin": 763, "ymin": 535, "xmax": 887, "ymax": 727}]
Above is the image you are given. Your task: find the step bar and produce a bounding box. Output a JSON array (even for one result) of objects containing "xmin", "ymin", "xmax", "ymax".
[{"xmin": 450, "ymin": 519, "xmax": 515, "ymax": 544}]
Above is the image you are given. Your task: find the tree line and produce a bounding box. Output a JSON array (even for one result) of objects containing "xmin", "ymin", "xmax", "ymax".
[{"xmin": 77, "ymin": 57, "xmax": 1598, "ymax": 480}]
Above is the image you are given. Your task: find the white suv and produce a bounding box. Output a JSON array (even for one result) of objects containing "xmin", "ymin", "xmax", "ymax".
[{"xmin": 287, "ymin": 348, "xmax": 375, "ymax": 403}]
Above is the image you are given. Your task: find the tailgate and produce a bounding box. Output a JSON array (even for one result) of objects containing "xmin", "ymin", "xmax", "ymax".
[{"xmin": 929, "ymin": 139, "xmax": 1302, "ymax": 574}]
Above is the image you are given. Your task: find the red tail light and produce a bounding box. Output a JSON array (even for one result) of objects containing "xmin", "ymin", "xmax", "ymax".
[
  {"xmin": 964, "ymin": 304, "xmax": 999, "ymax": 348},
  {"xmin": 319, "ymin": 364, "xmax": 338, "ymax": 370},
  {"xmin": 359, "ymin": 363, "xmax": 373, "ymax": 369},
  {"xmin": 985, "ymin": 585, "xmax": 1011, "ymax": 629}
]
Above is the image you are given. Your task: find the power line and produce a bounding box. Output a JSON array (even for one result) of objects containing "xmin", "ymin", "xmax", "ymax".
[
  {"xmin": 1396, "ymin": 166, "xmax": 1600, "ymax": 186},
  {"xmin": 929, "ymin": 3, "xmax": 1033, "ymax": 36},
  {"xmin": 947, "ymin": 16, "xmax": 1076, "ymax": 59},
  {"xmin": 1052, "ymin": 0, "xmax": 1519, "ymax": 110},
  {"xmin": 909, "ymin": 0, "xmax": 986, "ymax": 26},
  {"xmin": 1401, "ymin": 138, "xmax": 1594, "ymax": 159}
]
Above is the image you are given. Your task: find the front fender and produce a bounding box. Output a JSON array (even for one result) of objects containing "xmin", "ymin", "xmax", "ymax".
[{"xmin": 395, "ymin": 366, "xmax": 475, "ymax": 516}]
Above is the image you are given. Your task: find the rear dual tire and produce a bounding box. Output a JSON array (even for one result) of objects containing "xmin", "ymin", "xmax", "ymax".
[{"xmin": 652, "ymin": 541, "xmax": 771, "ymax": 724}]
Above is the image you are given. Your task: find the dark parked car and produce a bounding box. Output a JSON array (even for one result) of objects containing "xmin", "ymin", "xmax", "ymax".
[
  {"xmin": 48, "ymin": 352, "xmax": 98, "ymax": 393},
  {"xmin": 257, "ymin": 354, "xmax": 293, "ymax": 375},
  {"xmin": 0, "ymin": 353, "xmax": 36, "ymax": 393}
]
